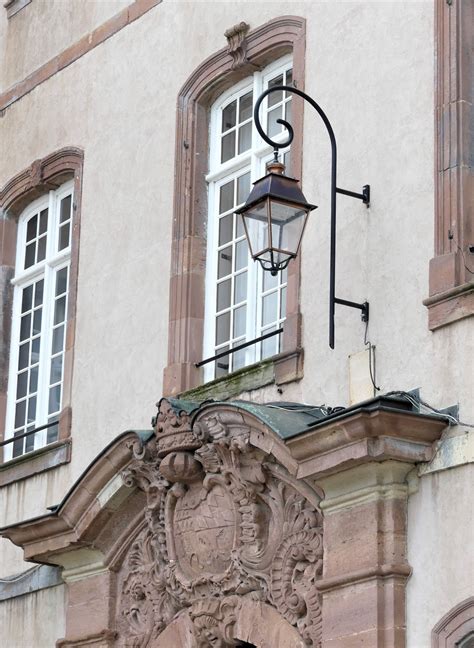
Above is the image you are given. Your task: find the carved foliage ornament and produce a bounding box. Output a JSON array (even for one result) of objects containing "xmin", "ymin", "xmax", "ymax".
[{"xmin": 118, "ymin": 399, "xmax": 323, "ymax": 647}]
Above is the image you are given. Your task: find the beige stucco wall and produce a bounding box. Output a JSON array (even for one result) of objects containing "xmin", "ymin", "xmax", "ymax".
[
  {"xmin": 0, "ymin": 584, "xmax": 66, "ymax": 647},
  {"xmin": 407, "ymin": 462, "xmax": 474, "ymax": 647},
  {"xmin": 0, "ymin": 0, "xmax": 132, "ymax": 92},
  {"xmin": 0, "ymin": 0, "xmax": 472, "ymax": 642}
]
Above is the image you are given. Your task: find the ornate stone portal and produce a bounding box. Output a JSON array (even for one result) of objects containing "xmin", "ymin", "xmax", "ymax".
[{"xmin": 117, "ymin": 399, "xmax": 323, "ymax": 647}]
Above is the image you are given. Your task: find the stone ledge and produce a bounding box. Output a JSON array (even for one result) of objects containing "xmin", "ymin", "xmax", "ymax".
[
  {"xmin": 0, "ymin": 439, "xmax": 71, "ymax": 487},
  {"xmin": 423, "ymin": 281, "xmax": 474, "ymax": 330},
  {"xmin": 180, "ymin": 348, "xmax": 303, "ymax": 402},
  {"xmin": 0, "ymin": 564, "xmax": 62, "ymax": 601}
]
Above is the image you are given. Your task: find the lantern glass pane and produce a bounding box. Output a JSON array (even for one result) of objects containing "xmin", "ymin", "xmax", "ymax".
[
  {"xmin": 242, "ymin": 201, "xmax": 269, "ymax": 259},
  {"xmin": 269, "ymin": 200, "xmax": 308, "ymax": 256}
]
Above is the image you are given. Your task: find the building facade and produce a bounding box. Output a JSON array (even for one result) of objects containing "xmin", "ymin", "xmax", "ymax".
[{"xmin": 0, "ymin": 1, "xmax": 472, "ymax": 646}]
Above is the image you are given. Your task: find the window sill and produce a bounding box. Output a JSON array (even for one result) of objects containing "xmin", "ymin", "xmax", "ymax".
[
  {"xmin": 180, "ymin": 347, "xmax": 303, "ymax": 401},
  {"xmin": 423, "ymin": 281, "xmax": 474, "ymax": 330},
  {"xmin": 0, "ymin": 439, "xmax": 71, "ymax": 487}
]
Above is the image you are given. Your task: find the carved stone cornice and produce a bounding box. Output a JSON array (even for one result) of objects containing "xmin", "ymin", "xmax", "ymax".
[{"xmin": 286, "ymin": 397, "xmax": 447, "ymax": 480}]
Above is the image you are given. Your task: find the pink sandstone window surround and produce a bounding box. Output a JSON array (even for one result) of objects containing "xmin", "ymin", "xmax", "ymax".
[
  {"xmin": 424, "ymin": 0, "xmax": 474, "ymax": 330},
  {"xmin": 163, "ymin": 15, "xmax": 307, "ymax": 397},
  {"xmin": 432, "ymin": 597, "xmax": 474, "ymax": 648},
  {"xmin": 0, "ymin": 147, "xmax": 83, "ymax": 485}
]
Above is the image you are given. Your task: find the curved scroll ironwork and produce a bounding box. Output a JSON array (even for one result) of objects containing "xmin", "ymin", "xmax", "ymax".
[{"xmin": 253, "ymin": 85, "xmax": 369, "ymax": 349}]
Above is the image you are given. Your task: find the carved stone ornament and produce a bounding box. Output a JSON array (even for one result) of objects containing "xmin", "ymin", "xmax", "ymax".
[
  {"xmin": 117, "ymin": 399, "xmax": 323, "ymax": 647},
  {"xmin": 224, "ymin": 22, "xmax": 250, "ymax": 70}
]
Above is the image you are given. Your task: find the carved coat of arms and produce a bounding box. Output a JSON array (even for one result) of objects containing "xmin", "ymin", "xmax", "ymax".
[{"xmin": 117, "ymin": 399, "xmax": 323, "ymax": 648}]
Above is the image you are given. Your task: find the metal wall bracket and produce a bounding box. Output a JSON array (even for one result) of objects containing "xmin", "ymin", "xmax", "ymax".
[{"xmin": 336, "ymin": 184, "xmax": 370, "ymax": 207}]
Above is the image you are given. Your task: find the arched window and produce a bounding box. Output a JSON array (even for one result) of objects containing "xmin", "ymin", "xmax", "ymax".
[
  {"xmin": 163, "ymin": 16, "xmax": 306, "ymax": 396},
  {"xmin": 204, "ymin": 56, "xmax": 293, "ymax": 381},
  {"xmin": 4, "ymin": 182, "xmax": 73, "ymax": 459},
  {"xmin": 432, "ymin": 597, "xmax": 474, "ymax": 648},
  {"xmin": 0, "ymin": 147, "xmax": 83, "ymax": 478}
]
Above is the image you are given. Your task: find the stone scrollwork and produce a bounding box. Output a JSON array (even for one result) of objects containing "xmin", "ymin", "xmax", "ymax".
[{"xmin": 117, "ymin": 400, "xmax": 323, "ymax": 647}]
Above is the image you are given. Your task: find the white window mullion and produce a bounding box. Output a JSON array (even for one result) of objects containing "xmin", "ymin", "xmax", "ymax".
[{"xmin": 36, "ymin": 260, "xmax": 53, "ymax": 449}]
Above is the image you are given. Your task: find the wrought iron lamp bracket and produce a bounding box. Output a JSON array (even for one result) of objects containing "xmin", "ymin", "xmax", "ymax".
[{"xmin": 253, "ymin": 85, "xmax": 371, "ymax": 348}]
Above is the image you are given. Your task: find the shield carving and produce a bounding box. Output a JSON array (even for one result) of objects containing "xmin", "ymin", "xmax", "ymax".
[{"xmin": 172, "ymin": 481, "xmax": 236, "ymax": 578}]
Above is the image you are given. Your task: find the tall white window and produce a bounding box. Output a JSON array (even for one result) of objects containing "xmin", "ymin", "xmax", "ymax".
[
  {"xmin": 204, "ymin": 56, "xmax": 293, "ymax": 381},
  {"xmin": 4, "ymin": 181, "xmax": 73, "ymax": 460}
]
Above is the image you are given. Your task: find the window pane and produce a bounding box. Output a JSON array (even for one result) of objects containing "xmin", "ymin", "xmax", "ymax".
[
  {"xmin": 20, "ymin": 314, "xmax": 31, "ymax": 341},
  {"xmin": 233, "ymin": 346, "xmax": 246, "ymax": 371},
  {"xmin": 21, "ymin": 285, "xmax": 33, "ymax": 313},
  {"xmin": 47, "ymin": 418, "xmax": 59, "ymax": 444},
  {"xmin": 37, "ymin": 236, "xmax": 46, "ymax": 263},
  {"xmin": 60, "ymin": 195, "xmax": 72, "ymax": 223},
  {"xmin": 221, "ymin": 131, "xmax": 236, "ymax": 163},
  {"xmin": 262, "ymin": 326, "xmax": 278, "ymax": 358},
  {"xmin": 236, "ymin": 214, "xmax": 245, "ymax": 238},
  {"xmin": 268, "ymin": 105, "xmax": 283, "ymax": 137},
  {"xmin": 52, "ymin": 325, "xmax": 65, "ymax": 355},
  {"xmin": 215, "ymin": 346, "xmax": 229, "ymax": 378},
  {"xmin": 58, "ymin": 223, "xmax": 70, "ymax": 251},
  {"xmin": 31, "ymin": 337, "xmax": 40, "ymax": 364},
  {"xmin": 216, "ymin": 279, "xmax": 231, "ymax": 312},
  {"xmin": 16, "ymin": 371, "xmax": 28, "ymax": 399},
  {"xmin": 235, "ymin": 239, "xmax": 248, "ymax": 271},
  {"xmin": 238, "ymin": 122, "xmax": 252, "ymax": 154},
  {"xmin": 280, "ymin": 286, "xmax": 287, "ymax": 318},
  {"xmin": 13, "ymin": 432, "xmax": 24, "ymax": 458},
  {"xmin": 34, "ymin": 280, "xmax": 44, "ymax": 307},
  {"xmin": 263, "ymin": 271, "xmax": 278, "ymax": 292},
  {"xmin": 222, "ymin": 100, "xmax": 237, "ymax": 132},
  {"xmin": 285, "ymin": 68, "xmax": 293, "ymax": 87},
  {"xmin": 26, "ymin": 215, "xmax": 37, "ymax": 242},
  {"xmin": 56, "ymin": 267, "xmax": 68, "ymax": 296},
  {"xmin": 284, "ymin": 100, "xmax": 291, "ymax": 125},
  {"xmin": 268, "ymin": 74, "xmax": 283, "ymax": 106},
  {"xmin": 54, "ymin": 296, "xmax": 66, "ymax": 325},
  {"xmin": 50, "ymin": 355, "xmax": 63, "ymax": 385},
  {"xmin": 18, "ymin": 342, "xmax": 29, "ymax": 370},
  {"xmin": 218, "ymin": 214, "xmax": 233, "ymax": 246},
  {"xmin": 29, "ymin": 366, "xmax": 38, "ymax": 393},
  {"xmin": 48, "ymin": 385, "xmax": 61, "ymax": 415},
  {"xmin": 27, "ymin": 396, "xmax": 36, "ymax": 423},
  {"xmin": 39, "ymin": 208, "xmax": 48, "ymax": 234},
  {"xmin": 33, "ymin": 309, "xmax": 42, "ymax": 335},
  {"xmin": 24, "ymin": 243, "xmax": 35, "ymax": 269},
  {"xmin": 15, "ymin": 400, "xmax": 26, "ymax": 428},
  {"xmin": 219, "ymin": 180, "xmax": 234, "ymax": 214},
  {"xmin": 237, "ymin": 172, "xmax": 251, "ymax": 205},
  {"xmin": 239, "ymin": 91, "xmax": 253, "ymax": 122},
  {"xmin": 25, "ymin": 426, "xmax": 35, "ymax": 453},
  {"xmin": 234, "ymin": 271, "xmax": 247, "ymax": 304},
  {"xmin": 233, "ymin": 305, "xmax": 246, "ymax": 338},
  {"xmin": 216, "ymin": 312, "xmax": 230, "ymax": 345},
  {"xmin": 262, "ymin": 291, "xmax": 278, "ymax": 326},
  {"xmin": 218, "ymin": 246, "xmax": 232, "ymax": 279}
]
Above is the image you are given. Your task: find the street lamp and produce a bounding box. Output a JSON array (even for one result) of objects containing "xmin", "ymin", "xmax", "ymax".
[
  {"xmin": 237, "ymin": 85, "xmax": 370, "ymax": 348},
  {"xmin": 235, "ymin": 156, "xmax": 317, "ymax": 276}
]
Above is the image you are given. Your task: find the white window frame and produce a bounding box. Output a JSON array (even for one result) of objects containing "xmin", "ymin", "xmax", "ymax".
[
  {"xmin": 203, "ymin": 55, "xmax": 293, "ymax": 382},
  {"xmin": 4, "ymin": 180, "xmax": 73, "ymax": 461}
]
